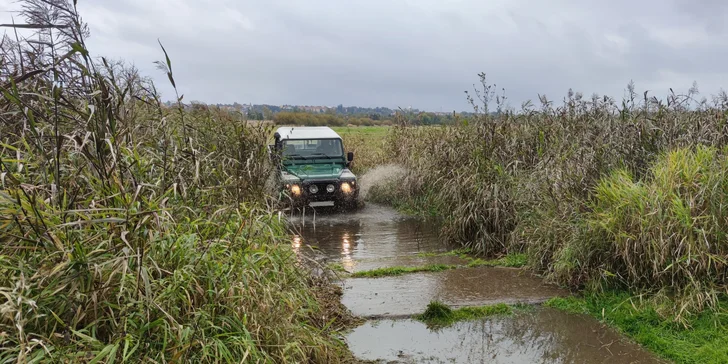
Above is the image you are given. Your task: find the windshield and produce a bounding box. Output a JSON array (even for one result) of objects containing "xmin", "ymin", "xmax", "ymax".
[{"xmin": 282, "ymin": 139, "xmax": 343, "ymax": 158}]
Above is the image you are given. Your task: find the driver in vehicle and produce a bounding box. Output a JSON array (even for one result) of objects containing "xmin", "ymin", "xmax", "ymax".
[{"xmin": 317, "ymin": 140, "xmax": 338, "ymax": 156}]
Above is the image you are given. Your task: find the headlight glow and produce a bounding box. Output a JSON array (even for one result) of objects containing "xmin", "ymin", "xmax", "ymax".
[
  {"xmin": 291, "ymin": 184, "xmax": 301, "ymax": 195},
  {"xmin": 341, "ymin": 182, "xmax": 352, "ymax": 193}
]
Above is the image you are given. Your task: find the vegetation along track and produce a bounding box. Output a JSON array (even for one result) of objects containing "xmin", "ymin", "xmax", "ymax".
[
  {"xmin": 0, "ymin": 1, "xmax": 354, "ymax": 362},
  {"xmin": 3, "ymin": 0, "xmax": 728, "ymax": 362},
  {"xmin": 343, "ymin": 76, "xmax": 728, "ymax": 363}
]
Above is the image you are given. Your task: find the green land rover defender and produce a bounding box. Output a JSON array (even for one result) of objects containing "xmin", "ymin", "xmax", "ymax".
[{"xmin": 270, "ymin": 127, "xmax": 359, "ymax": 209}]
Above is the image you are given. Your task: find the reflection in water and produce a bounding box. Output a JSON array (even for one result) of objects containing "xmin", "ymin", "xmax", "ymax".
[
  {"xmin": 341, "ymin": 232, "xmax": 355, "ymax": 271},
  {"xmin": 290, "ymin": 204, "xmax": 447, "ymax": 265},
  {"xmin": 292, "ymin": 235, "xmax": 302, "ymax": 251},
  {"xmin": 347, "ymin": 308, "xmax": 662, "ymax": 364}
]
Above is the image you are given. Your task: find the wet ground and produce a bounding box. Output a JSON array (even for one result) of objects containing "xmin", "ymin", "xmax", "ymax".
[
  {"xmin": 291, "ymin": 203, "xmax": 662, "ymax": 363},
  {"xmin": 342, "ymin": 267, "xmax": 566, "ymax": 317},
  {"xmin": 348, "ymin": 309, "xmax": 662, "ymax": 364}
]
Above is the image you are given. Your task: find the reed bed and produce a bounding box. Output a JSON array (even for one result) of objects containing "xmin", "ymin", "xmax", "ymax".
[
  {"xmin": 0, "ymin": 1, "xmax": 349, "ymax": 362},
  {"xmin": 371, "ymin": 75, "xmax": 728, "ymax": 317}
]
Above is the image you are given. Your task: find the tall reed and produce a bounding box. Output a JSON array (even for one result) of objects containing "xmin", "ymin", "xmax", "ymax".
[
  {"xmin": 372, "ymin": 75, "xmax": 728, "ymax": 315},
  {"xmin": 0, "ymin": 1, "xmax": 348, "ymax": 362}
]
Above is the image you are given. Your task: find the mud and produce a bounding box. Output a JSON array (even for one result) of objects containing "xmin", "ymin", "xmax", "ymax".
[{"xmin": 347, "ymin": 308, "xmax": 663, "ymax": 364}]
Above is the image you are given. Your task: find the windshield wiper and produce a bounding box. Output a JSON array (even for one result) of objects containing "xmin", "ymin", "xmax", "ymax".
[{"xmin": 308, "ymin": 153, "xmax": 334, "ymax": 159}]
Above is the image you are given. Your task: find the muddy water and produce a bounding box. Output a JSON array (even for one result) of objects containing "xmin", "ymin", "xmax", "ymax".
[
  {"xmin": 291, "ymin": 203, "xmax": 661, "ymax": 363},
  {"xmin": 290, "ymin": 204, "xmax": 450, "ymax": 272},
  {"xmin": 348, "ymin": 308, "xmax": 663, "ymax": 364},
  {"xmin": 343, "ymin": 266, "xmax": 567, "ymax": 317}
]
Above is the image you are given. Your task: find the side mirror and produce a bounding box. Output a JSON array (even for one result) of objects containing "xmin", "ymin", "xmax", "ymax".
[
  {"xmin": 273, "ymin": 132, "xmax": 282, "ymax": 152},
  {"xmin": 347, "ymin": 152, "xmax": 354, "ymax": 162}
]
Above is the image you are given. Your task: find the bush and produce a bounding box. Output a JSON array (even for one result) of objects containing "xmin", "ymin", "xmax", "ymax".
[{"xmin": 551, "ymin": 146, "xmax": 728, "ymax": 314}]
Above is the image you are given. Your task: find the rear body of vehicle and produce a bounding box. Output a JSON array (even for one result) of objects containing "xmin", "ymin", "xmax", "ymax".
[{"xmin": 270, "ymin": 127, "xmax": 359, "ymax": 209}]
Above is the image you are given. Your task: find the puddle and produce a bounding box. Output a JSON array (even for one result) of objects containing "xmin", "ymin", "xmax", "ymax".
[
  {"xmin": 342, "ymin": 266, "xmax": 567, "ymax": 317},
  {"xmin": 291, "ymin": 203, "xmax": 659, "ymax": 363},
  {"xmin": 290, "ymin": 204, "xmax": 450, "ymax": 270},
  {"xmin": 347, "ymin": 308, "xmax": 663, "ymax": 364},
  {"xmin": 350, "ymin": 255, "xmax": 468, "ymax": 273}
]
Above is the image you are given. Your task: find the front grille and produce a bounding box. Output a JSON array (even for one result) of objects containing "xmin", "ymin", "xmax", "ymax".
[{"xmin": 305, "ymin": 181, "xmax": 337, "ymax": 195}]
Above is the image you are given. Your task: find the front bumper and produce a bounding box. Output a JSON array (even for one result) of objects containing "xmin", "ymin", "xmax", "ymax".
[{"xmin": 281, "ymin": 179, "xmax": 358, "ymax": 205}]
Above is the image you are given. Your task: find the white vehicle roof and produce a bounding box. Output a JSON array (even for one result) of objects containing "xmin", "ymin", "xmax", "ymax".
[{"xmin": 275, "ymin": 126, "xmax": 342, "ymax": 140}]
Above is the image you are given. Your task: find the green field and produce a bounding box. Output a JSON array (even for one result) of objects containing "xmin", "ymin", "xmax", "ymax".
[
  {"xmin": 332, "ymin": 126, "xmax": 392, "ymax": 174},
  {"xmin": 332, "ymin": 126, "xmax": 390, "ymax": 138}
]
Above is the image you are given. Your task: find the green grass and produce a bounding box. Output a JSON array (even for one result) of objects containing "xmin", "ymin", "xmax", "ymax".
[
  {"xmin": 350, "ymin": 264, "xmax": 455, "ymax": 278},
  {"xmin": 416, "ymin": 248, "xmax": 472, "ymax": 258},
  {"xmin": 417, "ymin": 250, "xmax": 526, "ymax": 268},
  {"xmin": 332, "ymin": 125, "xmax": 390, "ymax": 138},
  {"xmin": 349, "ymin": 253, "xmax": 527, "ymax": 278},
  {"xmin": 545, "ymin": 294, "xmax": 728, "ymax": 364},
  {"xmin": 332, "ymin": 126, "xmax": 391, "ymax": 174},
  {"xmin": 468, "ymin": 253, "xmax": 528, "ymax": 268},
  {"xmin": 327, "ymin": 262, "xmax": 348, "ymax": 273},
  {"xmin": 416, "ymin": 301, "xmax": 512, "ymax": 327}
]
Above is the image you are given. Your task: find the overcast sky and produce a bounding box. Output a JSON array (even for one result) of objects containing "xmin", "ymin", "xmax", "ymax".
[{"xmin": 2, "ymin": 0, "xmax": 727, "ymax": 111}]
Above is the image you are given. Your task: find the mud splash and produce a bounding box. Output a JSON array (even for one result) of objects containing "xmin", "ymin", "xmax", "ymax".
[
  {"xmin": 357, "ymin": 164, "xmax": 406, "ymax": 200},
  {"xmin": 347, "ymin": 308, "xmax": 663, "ymax": 364}
]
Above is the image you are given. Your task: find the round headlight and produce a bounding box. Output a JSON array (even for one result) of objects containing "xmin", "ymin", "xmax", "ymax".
[
  {"xmin": 326, "ymin": 184, "xmax": 335, "ymax": 193},
  {"xmin": 309, "ymin": 185, "xmax": 319, "ymax": 194},
  {"xmin": 341, "ymin": 182, "xmax": 352, "ymax": 193},
  {"xmin": 291, "ymin": 185, "xmax": 301, "ymax": 195}
]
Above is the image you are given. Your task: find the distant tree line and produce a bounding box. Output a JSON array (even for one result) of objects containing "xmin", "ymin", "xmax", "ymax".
[
  {"xmin": 273, "ymin": 112, "xmax": 391, "ymax": 126},
  {"xmin": 271, "ymin": 111, "xmax": 466, "ymax": 126}
]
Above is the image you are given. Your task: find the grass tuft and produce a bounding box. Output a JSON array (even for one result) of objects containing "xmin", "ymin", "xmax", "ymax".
[
  {"xmin": 349, "ymin": 253, "xmax": 528, "ymax": 278},
  {"xmin": 416, "ymin": 301, "xmax": 512, "ymax": 327},
  {"xmin": 327, "ymin": 262, "xmax": 348, "ymax": 273},
  {"xmin": 468, "ymin": 253, "xmax": 528, "ymax": 268},
  {"xmin": 350, "ymin": 264, "xmax": 455, "ymax": 278}
]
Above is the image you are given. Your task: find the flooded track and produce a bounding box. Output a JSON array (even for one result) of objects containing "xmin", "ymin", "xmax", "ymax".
[
  {"xmin": 291, "ymin": 203, "xmax": 662, "ymax": 363},
  {"xmin": 348, "ymin": 308, "xmax": 662, "ymax": 364},
  {"xmin": 342, "ymin": 267, "xmax": 566, "ymax": 317}
]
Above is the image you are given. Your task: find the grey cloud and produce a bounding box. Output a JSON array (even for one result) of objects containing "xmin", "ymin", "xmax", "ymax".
[{"xmin": 4, "ymin": 0, "xmax": 726, "ymax": 110}]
